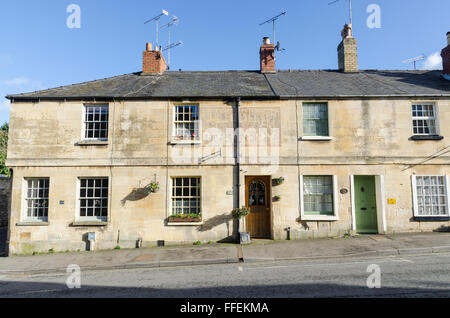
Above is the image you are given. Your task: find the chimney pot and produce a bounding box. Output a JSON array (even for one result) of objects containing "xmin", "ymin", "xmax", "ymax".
[
  {"xmin": 260, "ymin": 37, "xmax": 276, "ymax": 73},
  {"xmin": 143, "ymin": 43, "xmax": 167, "ymax": 74},
  {"xmin": 337, "ymin": 24, "xmax": 358, "ymax": 72},
  {"xmin": 442, "ymin": 32, "xmax": 450, "ymax": 79}
]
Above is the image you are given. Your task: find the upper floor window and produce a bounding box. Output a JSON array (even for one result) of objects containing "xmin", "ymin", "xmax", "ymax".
[
  {"xmin": 173, "ymin": 105, "xmax": 200, "ymax": 141},
  {"xmin": 412, "ymin": 175, "xmax": 449, "ymax": 218},
  {"xmin": 78, "ymin": 178, "xmax": 108, "ymax": 221},
  {"xmin": 24, "ymin": 178, "xmax": 49, "ymax": 222},
  {"xmin": 84, "ymin": 105, "xmax": 109, "ymax": 140},
  {"xmin": 303, "ymin": 103, "xmax": 329, "ymax": 137},
  {"xmin": 412, "ymin": 103, "xmax": 437, "ymax": 136}
]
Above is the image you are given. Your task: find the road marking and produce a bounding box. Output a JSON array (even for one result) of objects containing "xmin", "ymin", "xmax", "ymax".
[
  {"xmin": 395, "ymin": 258, "xmax": 414, "ymax": 263},
  {"xmin": 14, "ymin": 288, "xmax": 65, "ymax": 296}
]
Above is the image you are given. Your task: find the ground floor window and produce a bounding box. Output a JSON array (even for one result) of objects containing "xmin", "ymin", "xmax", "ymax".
[
  {"xmin": 24, "ymin": 178, "xmax": 49, "ymax": 222},
  {"xmin": 79, "ymin": 178, "xmax": 108, "ymax": 221},
  {"xmin": 171, "ymin": 177, "xmax": 201, "ymax": 216},
  {"xmin": 302, "ymin": 176, "xmax": 334, "ymax": 216},
  {"xmin": 413, "ymin": 175, "xmax": 449, "ymax": 217}
]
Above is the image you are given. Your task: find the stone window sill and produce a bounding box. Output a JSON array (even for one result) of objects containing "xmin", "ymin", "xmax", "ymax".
[
  {"xmin": 70, "ymin": 221, "xmax": 108, "ymax": 227},
  {"xmin": 301, "ymin": 136, "xmax": 333, "ymax": 141},
  {"xmin": 409, "ymin": 135, "xmax": 444, "ymax": 141},
  {"xmin": 301, "ymin": 215, "xmax": 338, "ymax": 221},
  {"xmin": 16, "ymin": 222, "xmax": 49, "ymax": 226},
  {"xmin": 413, "ymin": 216, "xmax": 450, "ymax": 221},
  {"xmin": 169, "ymin": 138, "xmax": 202, "ymax": 145},
  {"xmin": 75, "ymin": 140, "xmax": 109, "ymax": 146}
]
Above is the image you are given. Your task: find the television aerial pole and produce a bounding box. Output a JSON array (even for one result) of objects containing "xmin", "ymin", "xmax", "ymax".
[
  {"xmin": 160, "ymin": 16, "xmax": 179, "ymax": 70},
  {"xmin": 144, "ymin": 9, "xmax": 169, "ymax": 49},
  {"xmin": 259, "ymin": 11, "xmax": 287, "ymax": 51},
  {"xmin": 162, "ymin": 41, "xmax": 183, "ymax": 69},
  {"xmin": 328, "ymin": 0, "xmax": 352, "ymax": 25},
  {"xmin": 402, "ymin": 55, "xmax": 426, "ymax": 70}
]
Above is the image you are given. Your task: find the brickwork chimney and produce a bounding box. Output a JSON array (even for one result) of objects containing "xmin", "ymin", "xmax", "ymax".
[
  {"xmin": 143, "ymin": 43, "xmax": 167, "ymax": 74},
  {"xmin": 337, "ymin": 24, "xmax": 358, "ymax": 72},
  {"xmin": 260, "ymin": 37, "xmax": 276, "ymax": 73},
  {"xmin": 441, "ymin": 32, "xmax": 450, "ymax": 79}
]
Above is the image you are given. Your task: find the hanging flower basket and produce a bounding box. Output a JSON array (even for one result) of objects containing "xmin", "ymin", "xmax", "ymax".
[
  {"xmin": 272, "ymin": 177, "xmax": 285, "ymax": 186},
  {"xmin": 273, "ymin": 195, "xmax": 281, "ymax": 202},
  {"xmin": 150, "ymin": 181, "xmax": 160, "ymax": 193}
]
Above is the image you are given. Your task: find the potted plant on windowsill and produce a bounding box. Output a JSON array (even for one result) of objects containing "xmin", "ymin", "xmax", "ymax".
[
  {"xmin": 232, "ymin": 206, "xmax": 251, "ymax": 244},
  {"xmin": 168, "ymin": 213, "xmax": 202, "ymax": 223}
]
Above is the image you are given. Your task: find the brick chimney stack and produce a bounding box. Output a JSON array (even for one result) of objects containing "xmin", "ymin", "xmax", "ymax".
[
  {"xmin": 337, "ymin": 24, "xmax": 358, "ymax": 73},
  {"xmin": 142, "ymin": 43, "xmax": 167, "ymax": 74},
  {"xmin": 260, "ymin": 37, "xmax": 276, "ymax": 73},
  {"xmin": 441, "ymin": 32, "xmax": 450, "ymax": 80}
]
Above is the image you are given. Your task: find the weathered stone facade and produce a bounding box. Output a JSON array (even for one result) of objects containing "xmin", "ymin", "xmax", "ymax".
[{"xmin": 5, "ymin": 98, "xmax": 450, "ymax": 254}]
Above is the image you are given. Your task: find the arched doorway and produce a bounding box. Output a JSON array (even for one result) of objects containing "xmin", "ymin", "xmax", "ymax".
[{"xmin": 245, "ymin": 176, "xmax": 271, "ymax": 238}]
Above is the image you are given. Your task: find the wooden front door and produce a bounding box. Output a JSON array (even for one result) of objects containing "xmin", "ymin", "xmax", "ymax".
[
  {"xmin": 354, "ymin": 176, "xmax": 378, "ymax": 234},
  {"xmin": 245, "ymin": 176, "xmax": 271, "ymax": 238}
]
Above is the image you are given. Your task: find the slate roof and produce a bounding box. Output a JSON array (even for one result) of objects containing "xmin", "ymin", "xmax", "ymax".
[{"xmin": 6, "ymin": 70, "xmax": 450, "ymax": 101}]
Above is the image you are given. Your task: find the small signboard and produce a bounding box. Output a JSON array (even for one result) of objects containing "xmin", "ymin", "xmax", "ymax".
[
  {"xmin": 88, "ymin": 232, "xmax": 96, "ymax": 241},
  {"xmin": 387, "ymin": 198, "xmax": 396, "ymax": 205}
]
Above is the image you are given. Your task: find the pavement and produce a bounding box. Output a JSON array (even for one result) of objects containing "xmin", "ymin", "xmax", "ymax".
[{"xmin": 0, "ymin": 232, "xmax": 449, "ymax": 275}]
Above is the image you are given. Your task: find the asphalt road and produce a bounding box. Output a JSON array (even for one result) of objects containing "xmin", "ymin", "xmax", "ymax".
[{"xmin": 0, "ymin": 252, "xmax": 449, "ymax": 298}]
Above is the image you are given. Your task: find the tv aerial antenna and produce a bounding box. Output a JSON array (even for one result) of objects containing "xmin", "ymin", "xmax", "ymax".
[
  {"xmin": 144, "ymin": 9, "xmax": 169, "ymax": 49},
  {"xmin": 259, "ymin": 11, "xmax": 287, "ymax": 52},
  {"xmin": 328, "ymin": 0, "xmax": 353, "ymax": 25},
  {"xmin": 402, "ymin": 54, "xmax": 426, "ymax": 70},
  {"xmin": 162, "ymin": 40, "xmax": 183, "ymax": 66},
  {"xmin": 160, "ymin": 16, "xmax": 180, "ymax": 70}
]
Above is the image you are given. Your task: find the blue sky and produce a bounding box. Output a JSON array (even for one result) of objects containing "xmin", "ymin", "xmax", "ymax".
[{"xmin": 0, "ymin": 0, "xmax": 449, "ymax": 124}]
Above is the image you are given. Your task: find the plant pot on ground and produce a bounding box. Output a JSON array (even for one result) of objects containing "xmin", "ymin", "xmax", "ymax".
[{"xmin": 232, "ymin": 207, "xmax": 251, "ymax": 244}]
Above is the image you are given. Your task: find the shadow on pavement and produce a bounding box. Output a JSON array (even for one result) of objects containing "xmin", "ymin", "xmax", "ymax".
[{"xmin": 0, "ymin": 280, "xmax": 449, "ymax": 298}]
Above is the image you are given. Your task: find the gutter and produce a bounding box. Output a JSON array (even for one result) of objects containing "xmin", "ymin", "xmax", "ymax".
[{"xmin": 235, "ymin": 97, "xmax": 241, "ymax": 242}]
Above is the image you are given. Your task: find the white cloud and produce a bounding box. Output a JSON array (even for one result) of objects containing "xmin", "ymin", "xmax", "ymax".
[
  {"xmin": 3, "ymin": 77, "xmax": 30, "ymax": 86},
  {"xmin": 422, "ymin": 52, "xmax": 442, "ymax": 70}
]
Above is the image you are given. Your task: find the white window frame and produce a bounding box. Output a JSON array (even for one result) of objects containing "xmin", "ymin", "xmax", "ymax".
[
  {"xmin": 412, "ymin": 175, "xmax": 450, "ymax": 218},
  {"xmin": 76, "ymin": 177, "xmax": 109, "ymax": 222},
  {"xmin": 300, "ymin": 175, "xmax": 339, "ymax": 221},
  {"xmin": 172, "ymin": 104, "xmax": 201, "ymax": 143},
  {"xmin": 301, "ymin": 102, "xmax": 332, "ymax": 141},
  {"xmin": 82, "ymin": 104, "xmax": 109, "ymax": 141},
  {"xmin": 22, "ymin": 178, "xmax": 50, "ymax": 222},
  {"xmin": 411, "ymin": 103, "xmax": 439, "ymax": 136},
  {"xmin": 169, "ymin": 176, "xmax": 202, "ymax": 217}
]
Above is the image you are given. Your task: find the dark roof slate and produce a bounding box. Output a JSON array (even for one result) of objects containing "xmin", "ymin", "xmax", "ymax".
[{"xmin": 6, "ymin": 70, "xmax": 450, "ymax": 100}]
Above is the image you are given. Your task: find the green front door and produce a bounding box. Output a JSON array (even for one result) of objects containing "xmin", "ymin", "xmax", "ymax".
[{"xmin": 354, "ymin": 176, "xmax": 378, "ymax": 234}]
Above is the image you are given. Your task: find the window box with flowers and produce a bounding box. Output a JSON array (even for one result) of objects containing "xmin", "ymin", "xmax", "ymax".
[{"xmin": 168, "ymin": 213, "xmax": 202, "ymax": 223}]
